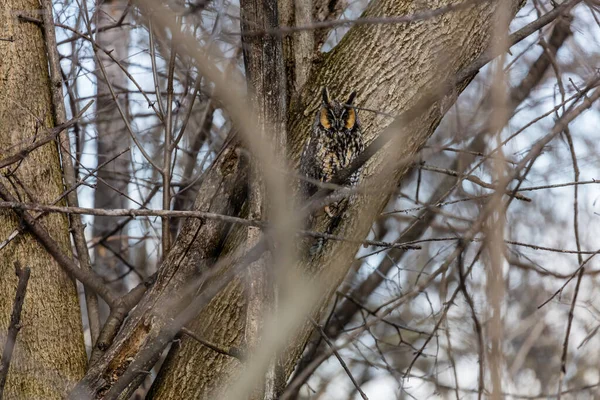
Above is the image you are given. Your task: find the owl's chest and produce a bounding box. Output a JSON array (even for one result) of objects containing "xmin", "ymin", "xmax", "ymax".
[{"xmin": 315, "ymin": 133, "xmax": 363, "ymax": 180}]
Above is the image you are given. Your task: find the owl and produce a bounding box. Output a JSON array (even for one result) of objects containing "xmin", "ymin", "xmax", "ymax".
[{"xmin": 299, "ymin": 87, "xmax": 365, "ymax": 219}]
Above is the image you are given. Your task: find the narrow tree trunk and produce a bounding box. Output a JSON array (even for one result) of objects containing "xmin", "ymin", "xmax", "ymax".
[
  {"xmin": 93, "ymin": 0, "xmax": 133, "ymax": 304},
  {"xmin": 0, "ymin": 0, "xmax": 87, "ymax": 397}
]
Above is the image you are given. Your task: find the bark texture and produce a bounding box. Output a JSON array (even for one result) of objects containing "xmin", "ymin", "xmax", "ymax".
[
  {"xmin": 93, "ymin": 0, "xmax": 132, "ymax": 299},
  {"xmin": 152, "ymin": 0, "xmax": 291, "ymax": 395},
  {"xmin": 74, "ymin": 0, "xmax": 525, "ymax": 398},
  {"xmin": 0, "ymin": 0, "xmax": 87, "ymax": 398},
  {"xmin": 318, "ymin": 14, "xmax": 573, "ymax": 350},
  {"xmin": 279, "ymin": 0, "xmax": 345, "ymax": 97},
  {"xmin": 241, "ymin": 0, "xmax": 287, "ymax": 397}
]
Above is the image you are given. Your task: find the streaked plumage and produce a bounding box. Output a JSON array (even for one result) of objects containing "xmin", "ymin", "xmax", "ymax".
[{"xmin": 299, "ymin": 88, "xmax": 364, "ymax": 210}]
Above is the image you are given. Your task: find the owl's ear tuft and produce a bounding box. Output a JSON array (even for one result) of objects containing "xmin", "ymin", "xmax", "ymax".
[
  {"xmin": 322, "ymin": 87, "xmax": 331, "ymax": 106},
  {"xmin": 346, "ymin": 91, "xmax": 357, "ymax": 106}
]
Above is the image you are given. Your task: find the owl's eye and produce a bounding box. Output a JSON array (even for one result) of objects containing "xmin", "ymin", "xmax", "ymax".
[
  {"xmin": 344, "ymin": 108, "xmax": 356, "ymax": 129},
  {"xmin": 320, "ymin": 108, "xmax": 332, "ymax": 129}
]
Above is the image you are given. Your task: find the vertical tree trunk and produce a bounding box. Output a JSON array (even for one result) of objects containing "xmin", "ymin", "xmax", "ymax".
[
  {"xmin": 0, "ymin": 0, "xmax": 87, "ymax": 397},
  {"xmin": 93, "ymin": 0, "xmax": 133, "ymax": 302}
]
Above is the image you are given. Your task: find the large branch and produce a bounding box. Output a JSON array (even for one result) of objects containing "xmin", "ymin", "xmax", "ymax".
[
  {"xmin": 71, "ymin": 136, "xmax": 248, "ymax": 399},
  {"xmin": 154, "ymin": 0, "xmax": 289, "ymax": 398}
]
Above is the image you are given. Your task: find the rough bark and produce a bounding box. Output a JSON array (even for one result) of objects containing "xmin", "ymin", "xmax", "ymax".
[
  {"xmin": 41, "ymin": 0, "xmax": 102, "ymax": 346},
  {"xmin": 279, "ymin": 0, "xmax": 343, "ymax": 98},
  {"xmin": 0, "ymin": 0, "xmax": 87, "ymax": 397},
  {"xmin": 73, "ymin": 0, "xmax": 525, "ymax": 398},
  {"xmin": 92, "ymin": 0, "xmax": 133, "ymax": 301},
  {"xmin": 240, "ymin": 0, "xmax": 288, "ymax": 397}
]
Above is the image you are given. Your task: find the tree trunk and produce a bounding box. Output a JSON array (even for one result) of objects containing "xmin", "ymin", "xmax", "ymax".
[
  {"xmin": 92, "ymin": 0, "xmax": 133, "ymax": 304},
  {"xmin": 153, "ymin": 0, "xmax": 290, "ymax": 397},
  {"xmin": 74, "ymin": 0, "xmax": 525, "ymax": 398},
  {"xmin": 0, "ymin": 0, "xmax": 87, "ymax": 397}
]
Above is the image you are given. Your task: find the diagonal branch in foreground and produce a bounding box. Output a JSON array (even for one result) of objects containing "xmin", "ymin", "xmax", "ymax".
[{"xmin": 0, "ymin": 101, "xmax": 93, "ymax": 170}]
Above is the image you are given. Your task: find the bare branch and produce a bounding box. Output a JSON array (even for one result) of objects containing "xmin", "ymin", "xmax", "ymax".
[{"xmin": 0, "ymin": 263, "xmax": 31, "ymax": 399}]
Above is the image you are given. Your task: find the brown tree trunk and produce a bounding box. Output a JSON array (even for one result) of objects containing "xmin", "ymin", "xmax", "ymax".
[
  {"xmin": 74, "ymin": 0, "xmax": 525, "ymax": 398},
  {"xmin": 294, "ymin": 17, "xmax": 573, "ymax": 380},
  {"xmin": 0, "ymin": 0, "xmax": 87, "ymax": 397}
]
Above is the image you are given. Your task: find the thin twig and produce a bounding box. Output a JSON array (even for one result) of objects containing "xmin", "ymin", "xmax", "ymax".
[
  {"xmin": 0, "ymin": 201, "xmax": 421, "ymax": 251},
  {"xmin": 40, "ymin": 0, "xmax": 102, "ymax": 345},
  {"xmin": 0, "ymin": 101, "xmax": 93, "ymax": 169},
  {"xmin": 162, "ymin": 19, "xmax": 178, "ymax": 254},
  {"xmin": 148, "ymin": 19, "xmax": 166, "ymax": 119},
  {"xmin": 458, "ymin": 246, "xmax": 485, "ymax": 400},
  {"xmin": 418, "ymin": 163, "xmax": 531, "ymax": 201},
  {"xmin": 0, "ymin": 263, "xmax": 31, "ymax": 400},
  {"xmin": 89, "ymin": 185, "xmax": 160, "ymax": 249},
  {"xmin": 180, "ymin": 327, "xmax": 245, "ymax": 361},
  {"xmin": 309, "ymin": 318, "xmax": 369, "ymax": 400},
  {"xmin": 0, "ymin": 182, "xmax": 118, "ymax": 308},
  {"xmin": 78, "ymin": 1, "xmax": 164, "ymax": 173}
]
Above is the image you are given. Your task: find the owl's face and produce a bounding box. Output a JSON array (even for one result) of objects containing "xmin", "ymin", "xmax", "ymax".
[{"xmin": 317, "ymin": 88, "xmax": 359, "ymax": 132}]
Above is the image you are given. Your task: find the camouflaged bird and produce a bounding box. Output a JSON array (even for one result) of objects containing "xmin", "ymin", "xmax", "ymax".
[{"xmin": 299, "ymin": 87, "xmax": 364, "ymax": 224}]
